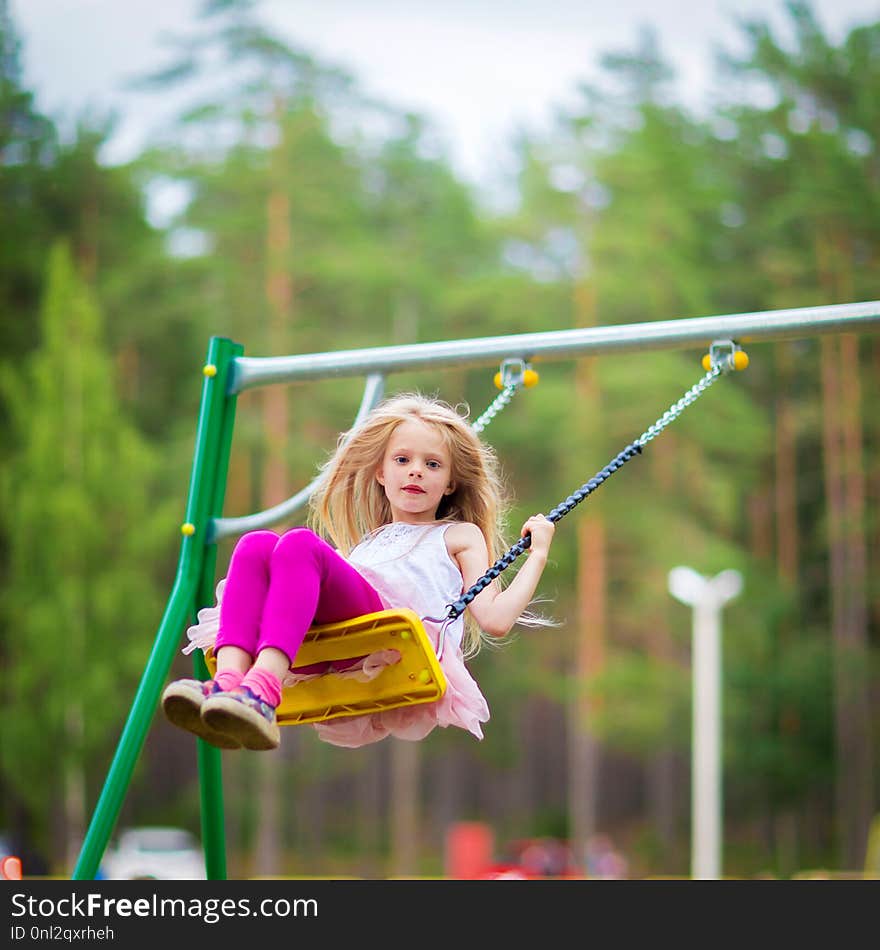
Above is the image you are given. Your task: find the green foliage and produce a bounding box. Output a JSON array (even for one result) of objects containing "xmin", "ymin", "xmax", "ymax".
[
  {"xmin": 0, "ymin": 244, "xmax": 171, "ymax": 823},
  {"xmin": 589, "ymin": 652, "xmax": 691, "ymax": 755}
]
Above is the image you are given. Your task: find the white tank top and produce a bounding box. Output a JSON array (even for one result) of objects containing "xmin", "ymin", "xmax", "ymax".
[{"xmin": 347, "ymin": 521, "xmax": 466, "ymax": 650}]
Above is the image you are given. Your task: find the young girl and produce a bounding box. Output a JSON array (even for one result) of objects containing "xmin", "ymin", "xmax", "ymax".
[{"xmin": 162, "ymin": 393, "xmax": 555, "ymax": 751}]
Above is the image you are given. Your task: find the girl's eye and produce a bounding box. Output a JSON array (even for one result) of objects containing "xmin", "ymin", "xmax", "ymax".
[
  {"xmin": 427, "ymin": 460, "xmax": 441, "ymax": 469},
  {"xmin": 394, "ymin": 456, "xmax": 408, "ymax": 464}
]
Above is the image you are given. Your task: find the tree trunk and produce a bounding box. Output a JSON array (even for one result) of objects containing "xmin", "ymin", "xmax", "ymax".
[
  {"xmin": 871, "ymin": 341, "xmax": 880, "ymax": 634},
  {"xmin": 254, "ymin": 100, "xmax": 296, "ymax": 876},
  {"xmin": 647, "ymin": 433, "xmax": 679, "ymax": 851},
  {"xmin": 389, "ymin": 740, "xmax": 420, "ymax": 877},
  {"xmin": 775, "ymin": 343, "xmax": 798, "ymax": 588},
  {"xmin": 568, "ymin": 509, "xmax": 605, "ymax": 861},
  {"xmin": 63, "ymin": 708, "xmax": 87, "ymax": 874},
  {"xmin": 747, "ymin": 487, "xmax": 774, "ymax": 562},
  {"xmin": 837, "ymin": 333, "xmax": 872, "ymax": 864},
  {"xmin": 820, "ymin": 334, "xmax": 873, "ymax": 869},
  {"xmin": 567, "ymin": 281, "xmax": 605, "ymax": 866},
  {"xmin": 815, "ymin": 228, "xmax": 874, "ymax": 869},
  {"xmin": 64, "ymin": 288, "xmax": 88, "ymax": 875},
  {"xmin": 355, "ymin": 749, "xmax": 383, "ymax": 878},
  {"xmin": 774, "ymin": 341, "xmax": 800, "ymax": 872}
]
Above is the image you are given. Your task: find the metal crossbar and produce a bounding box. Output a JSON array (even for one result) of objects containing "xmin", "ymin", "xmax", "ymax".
[{"xmin": 229, "ymin": 300, "xmax": 880, "ymax": 391}]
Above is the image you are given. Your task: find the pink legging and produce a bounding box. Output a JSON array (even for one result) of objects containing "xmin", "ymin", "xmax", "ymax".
[{"xmin": 215, "ymin": 528, "xmax": 384, "ymax": 668}]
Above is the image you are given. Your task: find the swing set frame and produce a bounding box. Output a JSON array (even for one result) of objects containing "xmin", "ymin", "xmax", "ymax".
[{"xmin": 72, "ymin": 299, "xmax": 880, "ymax": 880}]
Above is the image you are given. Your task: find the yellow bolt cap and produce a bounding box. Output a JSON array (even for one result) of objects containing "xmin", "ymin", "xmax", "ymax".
[
  {"xmin": 733, "ymin": 350, "xmax": 749, "ymax": 371},
  {"xmin": 418, "ymin": 669, "xmax": 432, "ymax": 684},
  {"xmin": 493, "ymin": 371, "xmax": 503, "ymax": 390},
  {"xmin": 523, "ymin": 368, "xmax": 539, "ymax": 387},
  {"xmin": 203, "ymin": 364, "xmax": 218, "ymax": 377},
  {"xmin": 702, "ymin": 354, "xmax": 712, "ymax": 371},
  {"xmin": 181, "ymin": 523, "xmax": 196, "ymax": 536}
]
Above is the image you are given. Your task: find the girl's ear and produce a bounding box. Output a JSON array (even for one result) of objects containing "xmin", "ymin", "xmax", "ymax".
[
  {"xmin": 444, "ymin": 481, "xmax": 455, "ymax": 495},
  {"xmin": 376, "ymin": 467, "xmax": 385, "ymax": 486}
]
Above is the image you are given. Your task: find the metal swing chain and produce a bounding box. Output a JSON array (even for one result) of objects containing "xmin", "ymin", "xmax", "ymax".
[
  {"xmin": 637, "ymin": 356, "xmax": 725, "ymax": 446},
  {"xmin": 425, "ymin": 342, "xmax": 745, "ymax": 637},
  {"xmin": 471, "ymin": 358, "xmax": 536, "ymax": 434},
  {"xmin": 471, "ymin": 382, "xmax": 520, "ymax": 434}
]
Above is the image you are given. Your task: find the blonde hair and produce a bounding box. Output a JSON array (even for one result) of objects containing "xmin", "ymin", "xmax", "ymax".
[{"xmin": 308, "ymin": 393, "xmax": 511, "ymax": 656}]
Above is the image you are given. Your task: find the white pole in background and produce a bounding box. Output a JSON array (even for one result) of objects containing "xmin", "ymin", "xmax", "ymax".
[{"xmin": 668, "ymin": 566, "xmax": 743, "ymax": 880}]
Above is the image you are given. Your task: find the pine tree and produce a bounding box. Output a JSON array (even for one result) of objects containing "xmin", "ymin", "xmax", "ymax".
[{"xmin": 0, "ymin": 243, "xmax": 169, "ymax": 868}]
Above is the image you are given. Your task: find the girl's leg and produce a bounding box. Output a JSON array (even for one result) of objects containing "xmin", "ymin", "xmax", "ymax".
[
  {"xmin": 253, "ymin": 527, "xmax": 383, "ymax": 664},
  {"xmin": 215, "ymin": 530, "xmax": 281, "ymax": 657},
  {"xmin": 202, "ymin": 528, "xmax": 383, "ymax": 751}
]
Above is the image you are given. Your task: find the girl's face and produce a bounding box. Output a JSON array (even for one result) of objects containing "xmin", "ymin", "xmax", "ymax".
[{"xmin": 376, "ymin": 419, "xmax": 455, "ymax": 523}]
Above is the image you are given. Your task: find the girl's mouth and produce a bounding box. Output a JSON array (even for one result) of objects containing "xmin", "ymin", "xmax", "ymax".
[{"xmin": 403, "ymin": 485, "xmax": 426, "ymax": 494}]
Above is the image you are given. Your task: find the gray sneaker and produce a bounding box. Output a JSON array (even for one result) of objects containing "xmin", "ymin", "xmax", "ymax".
[
  {"xmin": 162, "ymin": 679, "xmax": 242, "ymax": 750},
  {"xmin": 201, "ymin": 687, "xmax": 280, "ymax": 751}
]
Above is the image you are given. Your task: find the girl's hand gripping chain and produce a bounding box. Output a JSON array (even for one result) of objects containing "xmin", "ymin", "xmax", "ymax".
[{"xmin": 521, "ymin": 513, "xmax": 555, "ymax": 561}]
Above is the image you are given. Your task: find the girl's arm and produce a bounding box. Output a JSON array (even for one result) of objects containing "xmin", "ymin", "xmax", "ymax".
[{"xmin": 446, "ymin": 516, "xmax": 556, "ymax": 638}]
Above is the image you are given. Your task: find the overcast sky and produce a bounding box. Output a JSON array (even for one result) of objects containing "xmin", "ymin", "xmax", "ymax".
[{"xmin": 10, "ymin": 0, "xmax": 879, "ymax": 192}]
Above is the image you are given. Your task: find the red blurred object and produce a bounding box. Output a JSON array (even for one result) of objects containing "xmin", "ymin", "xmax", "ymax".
[
  {"xmin": 1, "ymin": 855, "xmax": 23, "ymax": 880},
  {"xmin": 445, "ymin": 822, "xmax": 495, "ymax": 879},
  {"xmin": 476, "ymin": 837, "xmax": 584, "ymax": 880}
]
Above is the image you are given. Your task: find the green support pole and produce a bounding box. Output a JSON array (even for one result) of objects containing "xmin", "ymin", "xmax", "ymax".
[
  {"xmin": 72, "ymin": 337, "xmax": 243, "ymax": 880},
  {"xmin": 194, "ymin": 341, "xmax": 245, "ymax": 880},
  {"xmin": 194, "ymin": 647, "xmax": 226, "ymax": 880}
]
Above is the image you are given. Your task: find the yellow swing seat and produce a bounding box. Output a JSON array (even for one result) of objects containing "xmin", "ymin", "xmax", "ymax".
[{"xmin": 203, "ymin": 608, "xmax": 447, "ymax": 726}]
